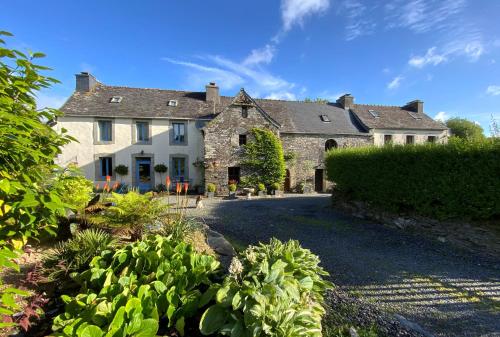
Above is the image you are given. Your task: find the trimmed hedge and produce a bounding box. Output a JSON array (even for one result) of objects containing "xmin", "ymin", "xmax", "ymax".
[{"xmin": 325, "ymin": 138, "xmax": 500, "ymax": 220}]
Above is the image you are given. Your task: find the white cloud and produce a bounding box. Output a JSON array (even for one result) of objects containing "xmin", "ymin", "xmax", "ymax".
[
  {"xmin": 265, "ymin": 92, "xmax": 297, "ymax": 100},
  {"xmin": 408, "ymin": 47, "xmax": 447, "ymax": 68},
  {"xmin": 243, "ymin": 44, "xmax": 276, "ymax": 66},
  {"xmin": 341, "ymin": 0, "xmax": 376, "ymax": 40},
  {"xmin": 486, "ymin": 85, "xmax": 500, "ymax": 96},
  {"xmin": 463, "ymin": 41, "xmax": 484, "ymax": 61},
  {"xmin": 434, "ymin": 111, "xmax": 450, "ymax": 122},
  {"xmin": 387, "ymin": 76, "xmax": 403, "ymax": 90},
  {"xmin": 161, "ymin": 58, "xmax": 244, "ymax": 90},
  {"xmin": 281, "ymin": 0, "xmax": 330, "ymax": 31},
  {"xmin": 385, "ymin": 0, "xmax": 466, "ymax": 33}
]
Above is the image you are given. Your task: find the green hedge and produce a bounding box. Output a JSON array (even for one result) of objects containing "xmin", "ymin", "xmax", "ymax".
[{"xmin": 325, "ymin": 138, "xmax": 500, "ymax": 220}]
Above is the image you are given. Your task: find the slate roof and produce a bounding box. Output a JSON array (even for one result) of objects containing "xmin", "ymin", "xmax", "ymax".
[
  {"xmin": 60, "ymin": 83, "xmax": 445, "ymax": 134},
  {"xmin": 351, "ymin": 104, "xmax": 447, "ymax": 130}
]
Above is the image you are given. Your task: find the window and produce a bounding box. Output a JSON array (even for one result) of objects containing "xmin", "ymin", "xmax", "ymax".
[
  {"xmin": 406, "ymin": 135, "xmax": 415, "ymax": 144},
  {"xmin": 136, "ymin": 121, "xmax": 149, "ymax": 142},
  {"xmin": 325, "ymin": 139, "xmax": 337, "ymax": 151},
  {"xmin": 228, "ymin": 167, "xmax": 240, "ymax": 183},
  {"xmin": 172, "ymin": 122, "xmax": 186, "ymax": 144},
  {"xmin": 239, "ymin": 134, "xmax": 247, "ymax": 146},
  {"xmin": 408, "ymin": 111, "xmax": 421, "ymax": 120},
  {"xmin": 168, "ymin": 100, "xmax": 178, "ymax": 107},
  {"xmin": 99, "ymin": 157, "xmax": 113, "ymax": 178},
  {"xmin": 98, "ymin": 120, "xmax": 112, "ymax": 142},
  {"xmin": 242, "ymin": 107, "xmax": 248, "ymax": 118},
  {"xmin": 172, "ymin": 157, "xmax": 186, "ymax": 180},
  {"xmin": 110, "ymin": 96, "xmax": 122, "ymax": 103},
  {"xmin": 320, "ymin": 114, "xmax": 331, "ymax": 122},
  {"xmin": 428, "ymin": 136, "xmax": 436, "ymax": 143},
  {"xmin": 384, "ymin": 135, "xmax": 392, "ymax": 144},
  {"xmin": 368, "ymin": 109, "xmax": 379, "ymax": 118}
]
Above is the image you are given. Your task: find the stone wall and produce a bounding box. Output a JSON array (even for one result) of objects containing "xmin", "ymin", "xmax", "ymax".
[
  {"xmin": 203, "ymin": 104, "xmax": 279, "ymax": 193},
  {"xmin": 281, "ymin": 133, "xmax": 371, "ymax": 192}
]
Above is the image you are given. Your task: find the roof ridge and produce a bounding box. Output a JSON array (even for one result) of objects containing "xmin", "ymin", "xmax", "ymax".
[
  {"xmin": 101, "ymin": 84, "xmax": 202, "ymax": 94},
  {"xmin": 354, "ymin": 103, "xmax": 402, "ymax": 108}
]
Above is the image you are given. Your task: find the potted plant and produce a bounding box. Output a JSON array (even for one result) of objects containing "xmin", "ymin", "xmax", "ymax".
[
  {"xmin": 114, "ymin": 164, "xmax": 128, "ymax": 183},
  {"xmin": 154, "ymin": 164, "xmax": 168, "ymax": 183},
  {"xmin": 257, "ymin": 183, "xmax": 266, "ymax": 197},
  {"xmin": 228, "ymin": 181, "xmax": 237, "ymax": 199},
  {"xmin": 206, "ymin": 183, "xmax": 216, "ymax": 198},
  {"xmin": 272, "ymin": 182, "xmax": 283, "ymax": 197}
]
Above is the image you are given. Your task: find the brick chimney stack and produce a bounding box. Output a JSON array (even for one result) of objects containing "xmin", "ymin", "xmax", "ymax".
[
  {"xmin": 404, "ymin": 100, "xmax": 424, "ymax": 113},
  {"xmin": 337, "ymin": 94, "xmax": 354, "ymax": 109}
]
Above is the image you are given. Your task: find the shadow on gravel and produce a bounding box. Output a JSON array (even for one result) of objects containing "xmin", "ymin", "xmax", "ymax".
[{"xmin": 189, "ymin": 195, "xmax": 500, "ymax": 337}]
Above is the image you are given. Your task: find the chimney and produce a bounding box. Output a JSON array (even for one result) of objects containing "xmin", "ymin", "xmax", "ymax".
[
  {"xmin": 75, "ymin": 72, "xmax": 98, "ymax": 92},
  {"xmin": 205, "ymin": 82, "xmax": 220, "ymax": 104},
  {"xmin": 336, "ymin": 94, "xmax": 354, "ymax": 109},
  {"xmin": 404, "ymin": 100, "xmax": 423, "ymax": 113}
]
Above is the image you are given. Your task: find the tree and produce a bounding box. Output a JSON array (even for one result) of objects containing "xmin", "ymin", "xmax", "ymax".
[
  {"xmin": 0, "ymin": 31, "xmax": 73, "ymax": 325},
  {"xmin": 242, "ymin": 128, "xmax": 286, "ymax": 188},
  {"xmin": 114, "ymin": 164, "xmax": 129, "ymax": 182},
  {"xmin": 446, "ymin": 118, "xmax": 485, "ymax": 141}
]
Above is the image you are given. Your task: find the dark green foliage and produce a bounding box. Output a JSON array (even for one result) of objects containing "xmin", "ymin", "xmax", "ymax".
[
  {"xmin": 52, "ymin": 235, "xmax": 221, "ymax": 337},
  {"xmin": 199, "ymin": 239, "xmax": 333, "ymax": 336},
  {"xmin": 242, "ymin": 128, "xmax": 286, "ymax": 188},
  {"xmin": 446, "ymin": 118, "xmax": 485, "ymax": 141},
  {"xmin": 325, "ymin": 138, "xmax": 500, "ymax": 220},
  {"xmin": 42, "ymin": 229, "xmax": 116, "ymax": 283},
  {"xmin": 114, "ymin": 164, "xmax": 129, "ymax": 177},
  {"xmin": 154, "ymin": 164, "xmax": 168, "ymax": 174}
]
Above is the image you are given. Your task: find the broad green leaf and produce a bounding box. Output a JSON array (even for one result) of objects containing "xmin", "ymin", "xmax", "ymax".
[{"xmin": 199, "ymin": 305, "xmax": 227, "ymax": 335}]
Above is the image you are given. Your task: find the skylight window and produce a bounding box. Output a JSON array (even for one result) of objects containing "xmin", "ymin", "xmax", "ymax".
[
  {"xmin": 408, "ymin": 111, "xmax": 422, "ymax": 120},
  {"xmin": 368, "ymin": 109, "xmax": 380, "ymax": 118},
  {"xmin": 168, "ymin": 100, "xmax": 178, "ymax": 107},
  {"xmin": 110, "ymin": 96, "xmax": 122, "ymax": 103},
  {"xmin": 320, "ymin": 115, "xmax": 331, "ymax": 123}
]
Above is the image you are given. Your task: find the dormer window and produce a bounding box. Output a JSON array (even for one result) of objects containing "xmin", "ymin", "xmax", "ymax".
[
  {"xmin": 242, "ymin": 107, "xmax": 248, "ymax": 118},
  {"xmin": 110, "ymin": 96, "xmax": 122, "ymax": 103},
  {"xmin": 369, "ymin": 109, "xmax": 380, "ymax": 118},
  {"xmin": 320, "ymin": 115, "xmax": 331, "ymax": 123},
  {"xmin": 168, "ymin": 100, "xmax": 178, "ymax": 107},
  {"xmin": 408, "ymin": 111, "xmax": 422, "ymax": 120}
]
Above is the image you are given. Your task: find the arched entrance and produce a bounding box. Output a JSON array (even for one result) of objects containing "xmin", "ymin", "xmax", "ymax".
[{"xmin": 325, "ymin": 139, "xmax": 338, "ymax": 151}]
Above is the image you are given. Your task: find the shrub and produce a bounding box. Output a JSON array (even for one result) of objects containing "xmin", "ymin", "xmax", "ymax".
[
  {"xmin": 257, "ymin": 183, "xmax": 266, "ymax": 192},
  {"xmin": 228, "ymin": 183, "xmax": 237, "ymax": 192},
  {"xmin": 325, "ymin": 138, "xmax": 500, "ymax": 220},
  {"xmin": 91, "ymin": 191, "xmax": 168, "ymax": 240},
  {"xmin": 206, "ymin": 183, "xmax": 216, "ymax": 193},
  {"xmin": 41, "ymin": 229, "xmax": 116, "ymax": 284},
  {"xmin": 114, "ymin": 164, "xmax": 129, "ymax": 177},
  {"xmin": 52, "ymin": 235, "xmax": 221, "ymax": 337},
  {"xmin": 446, "ymin": 117, "xmax": 485, "ymax": 141},
  {"xmin": 52, "ymin": 166, "xmax": 94, "ymax": 213},
  {"xmin": 199, "ymin": 239, "xmax": 333, "ymax": 336},
  {"xmin": 154, "ymin": 164, "xmax": 168, "ymax": 183},
  {"xmin": 242, "ymin": 128, "xmax": 286, "ymax": 187},
  {"xmin": 272, "ymin": 182, "xmax": 281, "ymax": 191},
  {"xmin": 0, "ymin": 32, "xmax": 73, "ymax": 323}
]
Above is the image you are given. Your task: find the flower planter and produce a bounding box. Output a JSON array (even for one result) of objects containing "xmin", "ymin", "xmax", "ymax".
[
  {"xmin": 273, "ymin": 190, "xmax": 284, "ymax": 197},
  {"xmin": 228, "ymin": 191, "xmax": 237, "ymax": 199},
  {"xmin": 257, "ymin": 191, "xmax": 266, "ymax": 197},
  {"xmin": 206, "ymin": 191, "xmax": 215, "ymax": 198}
]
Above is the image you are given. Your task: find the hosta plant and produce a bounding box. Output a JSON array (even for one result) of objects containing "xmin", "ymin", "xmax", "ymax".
[
  {"xmin": 200, "ymin": 239, "xmax": 333, "ymax": 336},
  {"xmin": 52, "ymin": 235, "xmax": 221, "ymax": 337}
]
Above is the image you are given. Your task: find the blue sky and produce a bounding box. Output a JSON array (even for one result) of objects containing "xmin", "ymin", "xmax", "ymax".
[{"xmin": 2, "ymin": 0, "xmax": 499, "ymax": 134}]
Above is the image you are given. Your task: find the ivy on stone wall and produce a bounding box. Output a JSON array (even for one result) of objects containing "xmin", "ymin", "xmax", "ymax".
[{"xmin": 242, "ymin": 128, "xmax": 286, "ymax": 188}]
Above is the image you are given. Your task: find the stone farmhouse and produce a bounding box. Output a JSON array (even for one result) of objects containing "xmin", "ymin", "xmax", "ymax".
[{"xmin": 55, "ymin": 72, "xmax": 448, "ymax": 193}]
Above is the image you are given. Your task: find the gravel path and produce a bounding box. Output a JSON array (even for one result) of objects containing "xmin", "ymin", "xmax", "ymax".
[{"xmin": 188, "ymin": 195, "xmax": 500, "ymax": 337}]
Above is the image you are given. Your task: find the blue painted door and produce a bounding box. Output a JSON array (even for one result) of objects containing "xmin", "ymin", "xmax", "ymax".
[{"xmin": 136, "ymin": 158, "xmax": 152, "ymax": 192}]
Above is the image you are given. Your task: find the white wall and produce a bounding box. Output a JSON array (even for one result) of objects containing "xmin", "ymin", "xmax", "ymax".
[
  {"xmin": 54, "ymin": 116, "xmax": 205, "ymax": 188},
  {"xmin": 372, "ymin": 129, "xmax": 448, "ymax": 146}
]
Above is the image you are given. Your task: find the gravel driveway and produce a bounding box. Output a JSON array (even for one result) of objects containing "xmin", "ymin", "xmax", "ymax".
[{"xmin": 188, "ymin": 195, "xmax": 500, "ymax": 337}]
